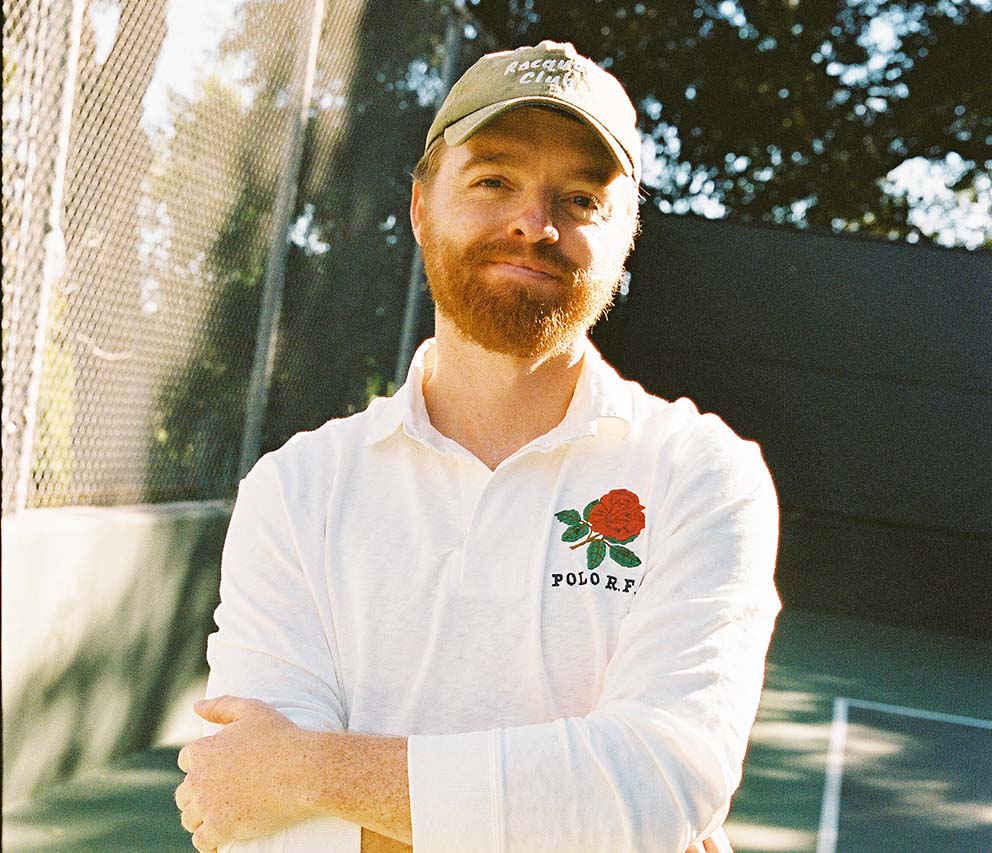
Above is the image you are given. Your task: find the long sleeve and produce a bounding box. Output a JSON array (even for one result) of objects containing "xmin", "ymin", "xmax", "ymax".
[
  {"xmin": 204, "ymin": 456, "xmax": 362, "ymax": 853},
  {"xmin": 407, "ymin": 421, "xmax": 781, "ymax": 853}
]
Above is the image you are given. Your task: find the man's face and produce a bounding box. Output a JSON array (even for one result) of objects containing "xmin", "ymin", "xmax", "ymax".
[{"xmin": 411, "ymin": 107, "xmax": 638, "ymax": 359}]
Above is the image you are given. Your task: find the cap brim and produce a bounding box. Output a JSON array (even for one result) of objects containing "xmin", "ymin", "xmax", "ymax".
[{"xmin": 442, "ymin": 96, "xmax": 638, "ymax": 182}]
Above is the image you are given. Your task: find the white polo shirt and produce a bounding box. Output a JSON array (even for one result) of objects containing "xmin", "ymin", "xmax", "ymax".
[{"xmin": 207, "ymin": 337, "xmax": 780, "ymax": 853}]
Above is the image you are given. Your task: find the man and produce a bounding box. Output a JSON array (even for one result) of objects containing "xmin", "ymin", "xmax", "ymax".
[{"xmin": 175, "ymin": 40, "xmax": 779, "ymax": 853}]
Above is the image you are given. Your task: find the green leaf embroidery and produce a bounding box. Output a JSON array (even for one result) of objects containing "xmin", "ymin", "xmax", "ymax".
[
  {"xmin": 605, "ymin": 533, "xmax": 638, "ymax": 545},
  {"xmin": 561, "ymin": 523, "xmax": 590, "ymax": 543},
  {"xmin": 587, "ymin": 539, "xmax": 607, "ymax": 569},
  {"xmin": 609, "ymin": 544, "xmax": 642, "ymax": 568},
  {"xmin": 582, "ymin": 499, "xmax": 601, "ymax": 520},
  {"xmin": 555, "ymin": 509, "xmax": 582, "ymax": 526}
]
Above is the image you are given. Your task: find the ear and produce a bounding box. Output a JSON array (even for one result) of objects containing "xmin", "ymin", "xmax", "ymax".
[{"xmin": 410, "ymin": 180, "xmax": 426, "ymax": 247}]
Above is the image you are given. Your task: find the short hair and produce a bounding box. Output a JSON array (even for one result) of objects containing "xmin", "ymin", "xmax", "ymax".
[{"xmin": 412, "ymin": 136, "xmax": 447, "ymax": 187}]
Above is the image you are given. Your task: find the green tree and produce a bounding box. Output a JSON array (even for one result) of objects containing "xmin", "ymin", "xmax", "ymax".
[
  {"xmin": 145, "ymin": 76, "xmax": 270, "ymax": 498},
  {"xmin": 469, "ymin": 0, "xmax": 991, "ymax": 249},
  {"xmin": 146, "ymin": 0, "xmax": 477, "ymax": 488}
]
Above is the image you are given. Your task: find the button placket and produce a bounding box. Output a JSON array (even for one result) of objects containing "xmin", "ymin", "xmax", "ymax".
[
  {"xmin": 445, "ymin": 456, "xmax": 492, "ymax": 593},
  {"xmin": 458, "ymin": 452, "xmax": 565, "ymax": 601}
]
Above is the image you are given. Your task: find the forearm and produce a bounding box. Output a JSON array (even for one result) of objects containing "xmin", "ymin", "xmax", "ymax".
[
  {"xmin": 178, "ymin": 698, "xmax": 407, "ymax": 851},
  {"xmin": 342, "ymin": 728, "xmax": 730, "ymax": 853},
  {"xmin": 314, "ymin": 732, "xmax": 412, "ymax": 846},
  {"xmin": 183, "ymin": 699, "xmax": 732, "ymax": 853}
]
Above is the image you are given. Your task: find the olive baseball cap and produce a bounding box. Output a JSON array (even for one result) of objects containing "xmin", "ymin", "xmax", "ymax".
[{"xmin": 426, "ymin": 40, "xmax": 641, "ymax": 183}]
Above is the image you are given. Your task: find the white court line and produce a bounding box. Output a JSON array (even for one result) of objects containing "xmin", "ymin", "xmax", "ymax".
[
  {"xmin": 816, "ymin": 697, "xmax": 849, "ymax": 853},
  {"xmin": 843, "ymin": 698, "xmax": 992, "ymax": 730},
  {"xmin": 814, "ymin": 696, "xmax": 992, "ymax": 853}
]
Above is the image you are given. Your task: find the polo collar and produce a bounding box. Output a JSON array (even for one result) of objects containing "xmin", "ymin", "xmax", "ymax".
[{"xmin": 361, "ymin": 337, "xmax": 633, "ymax": 451}]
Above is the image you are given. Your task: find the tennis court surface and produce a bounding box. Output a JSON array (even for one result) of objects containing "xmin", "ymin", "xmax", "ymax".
[
  {"xmin": 5, "ymin": 609, "xmax": 990, "ymax": 852},
  {"xmin": 728, "ymin": 610, "xmax": 992, "ymax": 852}
]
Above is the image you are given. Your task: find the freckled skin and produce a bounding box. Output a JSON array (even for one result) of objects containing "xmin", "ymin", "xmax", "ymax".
[{"xmin": 411, "ymin": 107, "xmax": 639, "ymax": 360}]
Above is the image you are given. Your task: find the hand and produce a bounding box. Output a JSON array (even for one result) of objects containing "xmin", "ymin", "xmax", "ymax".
[
  {"xmin": 175, "ymin": 696, "xmax": 325, "ymax": 852},
  {"xmin": 685, "ymin": 825, "xmax": 734, "ymax": 853}
]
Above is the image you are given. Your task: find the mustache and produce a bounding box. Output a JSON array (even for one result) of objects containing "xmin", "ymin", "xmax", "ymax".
[{"xmin": 461, "ymin": 239, "xmax": 578, "ymax": 280}]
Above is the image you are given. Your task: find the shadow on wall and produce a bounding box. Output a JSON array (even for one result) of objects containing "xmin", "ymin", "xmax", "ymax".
[{"xmin": 0, "ymin": 503, "xmax": 230, "ymax": 805}]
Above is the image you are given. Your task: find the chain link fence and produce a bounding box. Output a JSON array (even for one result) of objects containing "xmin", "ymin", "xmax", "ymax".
[{"xmin": 2, "ymin": 0, "xmax": 494, "ymax": 514}]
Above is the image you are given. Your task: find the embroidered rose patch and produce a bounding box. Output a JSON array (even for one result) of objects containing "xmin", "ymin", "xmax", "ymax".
[{"xmin": 554, "ymin": 489, "xmax": 645, "ymax": 569}]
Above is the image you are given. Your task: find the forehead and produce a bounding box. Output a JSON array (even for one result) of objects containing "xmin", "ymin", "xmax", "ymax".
[{"xmin": 448, "ymin": 106, "xmax": 625, "ymax": 183}]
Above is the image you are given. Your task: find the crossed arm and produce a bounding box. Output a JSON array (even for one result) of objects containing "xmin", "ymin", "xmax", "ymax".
[
  {"xmin": 174, "ymin": 697, "xmax": 732, "ymax": 853},
  {"xmin": 175, "ymin": 696, "xmax": 411, "ymax": 850},
  {"xmin": 179, "ymin": 428, "xmax": 777, "ymax": 852}
]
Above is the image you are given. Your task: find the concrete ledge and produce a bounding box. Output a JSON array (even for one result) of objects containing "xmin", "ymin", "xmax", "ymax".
[{"xmin": 1, "ymin": 501, "xmax": 232, "ymax": 806}]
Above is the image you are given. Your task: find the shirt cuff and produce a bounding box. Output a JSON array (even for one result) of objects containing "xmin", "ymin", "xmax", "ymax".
[
  {"xmin": 408, "ymin": 729, "xmax": 499, "ymax": 853},
  {"xmin": 219, "ymin": 816, "xmax": 360, "ymax": 853}
]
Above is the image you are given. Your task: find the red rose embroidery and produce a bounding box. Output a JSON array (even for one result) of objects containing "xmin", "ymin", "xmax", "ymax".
[
  {"xmin": 554, "ymin": 489, "xmax": 645, "ymax": 569},
  {"xmin": 587, "ymin": 488, "xmax": 645, "ymax": 541}
]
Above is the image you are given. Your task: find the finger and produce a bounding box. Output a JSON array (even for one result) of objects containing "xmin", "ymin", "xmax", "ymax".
[
  {"xmin": 177, "ymin": 745, "xmax": 190, "ymax": 773},
  {"xmin": 180, "ymin": 807, "xmax": 203, "ymax": 833},
  {"xmin": 174, "ymin": 778, "xmax": 191, "ymax": 810},
  {"xmin": 192, "ymin": 824, "xmax": 220, "ymax": 853},
  {"xmin": 195, "ymin": 694, "xmax": 263, "ymax": 724}
]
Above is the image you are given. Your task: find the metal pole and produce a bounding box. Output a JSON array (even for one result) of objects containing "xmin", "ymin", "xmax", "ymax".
[
  {"xmin": 2, "ymin": 2, "xmax": 47, "ymax": 513},
  {"xmin": 393, "ymin": 0, "xmax": 465, "ymax": 386},
  {"xmin": 14, "ymin": 0, "xmax": 85, "ymax": 512},
  {"xmin": 238, "ymin": 0, "xmax": 326, "ymax": 479}
]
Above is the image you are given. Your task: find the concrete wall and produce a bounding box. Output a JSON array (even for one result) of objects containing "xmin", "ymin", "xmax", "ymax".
[
  {"xmin": 1, "ymin": 502, "xmax": 231, "ymax": 805},
  {"xmin": 594, "ymin": 212, "xmax": 992, "ymax": 639}
]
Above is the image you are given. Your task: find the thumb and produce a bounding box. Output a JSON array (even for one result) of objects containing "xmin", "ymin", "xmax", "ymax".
[{"xmin": 195, "ymin": 694, "xmax": 262, "ymax": 724}]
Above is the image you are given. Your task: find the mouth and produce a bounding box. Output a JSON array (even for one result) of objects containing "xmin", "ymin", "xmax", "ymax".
[{"xmin": 485, "ymin": 259, "xmax": 561, "ymax": 283}]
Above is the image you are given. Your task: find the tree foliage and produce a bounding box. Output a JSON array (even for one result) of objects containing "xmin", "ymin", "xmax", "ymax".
[
  {"xmin": 469, "ymin": 0, "xmax": 992, "ymax": 248},
  {"xmin": 144, "ymin": 0, "xmax": 465, "ymax": 482}
]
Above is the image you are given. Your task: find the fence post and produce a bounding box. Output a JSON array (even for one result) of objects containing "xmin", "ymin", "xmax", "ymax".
[
  {"xmin": 393, "ymin": 0, "xmax": 465, "ymax": 387},
  {"xmin": 238, "ymin": 0, "xmax": 326, "ymax": 479},
  {"xmin": 13, "ymin": 0, "xmax": 85, "ymax": 512}
]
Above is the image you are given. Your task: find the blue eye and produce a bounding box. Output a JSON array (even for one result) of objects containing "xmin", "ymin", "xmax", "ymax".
[{"xmin": 566, "ymin": 195, "xmax": 604, "ymax": 218}]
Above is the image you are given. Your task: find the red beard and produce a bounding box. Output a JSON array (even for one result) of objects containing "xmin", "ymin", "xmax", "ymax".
[{"xmin": 419, "ymin": 222, "xmax": 627, "ymax": 359}]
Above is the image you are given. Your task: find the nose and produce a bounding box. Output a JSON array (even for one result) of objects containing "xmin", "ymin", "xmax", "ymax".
[{"xmin": 508, "ymin": 192, "xmax": 559, "ymax": 244}]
